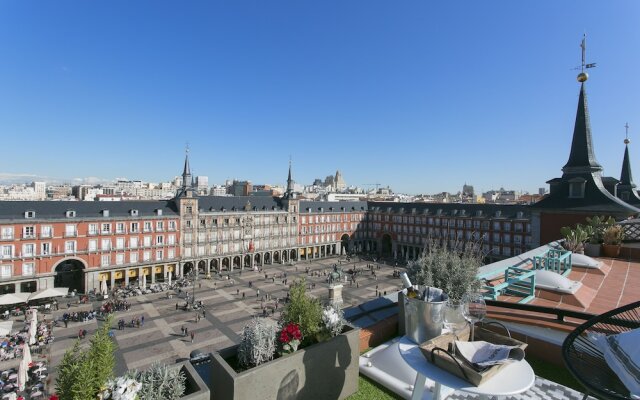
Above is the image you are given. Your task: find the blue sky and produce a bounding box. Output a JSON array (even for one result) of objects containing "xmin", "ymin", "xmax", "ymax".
[{"xmin": 1, "ymin": 1, "xmax": 638, "ymax": 195}]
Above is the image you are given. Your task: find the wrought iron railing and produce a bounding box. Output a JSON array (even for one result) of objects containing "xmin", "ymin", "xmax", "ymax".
[{"xmin": 617, "ymin": 218, "xmax": 640, "ymax": 241}]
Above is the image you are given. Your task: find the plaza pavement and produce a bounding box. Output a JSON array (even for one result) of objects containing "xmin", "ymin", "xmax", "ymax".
[{"xmin": 46, "ymin": 256, "xmax": 404, "ymax": 385}]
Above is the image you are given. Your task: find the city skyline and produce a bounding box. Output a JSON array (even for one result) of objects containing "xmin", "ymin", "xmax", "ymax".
[{"xmin": 1, "ymin": 1, "xmax": 639, "ymax": 194}]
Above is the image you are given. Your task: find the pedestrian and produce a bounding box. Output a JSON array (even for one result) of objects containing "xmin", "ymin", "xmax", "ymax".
[
  {"xmin": 176, "ymin": 302, "xmax": 178, "ymax": 310},
  {"xmin": 242, "ymin": 292, "xmax": 245, "ymax": 299},
  {"xmin": 64, "ymin": 319, "xmax": 68, "ymax": 328},
  {"xmin": 199, "ymin": 283, "xmax": 202, "ymax": 289},
  {"xmin": 190, "ymin": 331, "xmax": 195, "ymax": 343},
  {"xmin": 141, "ymin": 315, "xmax": 145, "ymax": 326},
  {"xmin": 202, "ymin": 309, "xmax": 206, "ymax": 318},
  {"xmin": 237, "ymin": 288, "xmax": 239, "ymax": 295}
]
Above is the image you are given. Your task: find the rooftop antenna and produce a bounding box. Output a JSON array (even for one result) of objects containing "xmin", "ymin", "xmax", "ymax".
[{"xmin": 574, "ymin": 33, "xmax": 597, "ymax": 82}]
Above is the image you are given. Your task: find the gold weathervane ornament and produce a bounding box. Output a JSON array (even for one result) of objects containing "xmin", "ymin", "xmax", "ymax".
[
  {"xmin": 624, "ymin": 123, "xmax": 630, "ymax": 145},
  {"xmin": 576, "ymin": 33, "xmax": 597, "ymax": 82}
]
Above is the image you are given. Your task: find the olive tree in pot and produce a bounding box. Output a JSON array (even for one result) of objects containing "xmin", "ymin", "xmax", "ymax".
[
  {"xmin": 584, "ymin": 216, "xmax": 615, "ymax": 257},
  {"xmin": 602, "ymin": 224, "xmax": 625, "ymax": 258}
]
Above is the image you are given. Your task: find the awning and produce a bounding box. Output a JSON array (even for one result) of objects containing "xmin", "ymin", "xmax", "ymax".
[
  {"xmin": 27, "ymin": 287, "xmax": 69, "ymax": 302},
  {"xmin": 0, "ymin": 293, "xmax": 30, "ymax": 306}
]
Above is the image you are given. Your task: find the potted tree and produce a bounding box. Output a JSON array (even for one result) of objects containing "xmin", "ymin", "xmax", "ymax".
[
  {"xmin": 602, "ymin": 224, "xmax": 625, "ymax": 258},
  {"xmin": 584, "ymin": 216, "xmax": 615, "ymax": 257},
  {"xmin": 210, "ymin": 280, "xmax": 359, "ymax": 400}
]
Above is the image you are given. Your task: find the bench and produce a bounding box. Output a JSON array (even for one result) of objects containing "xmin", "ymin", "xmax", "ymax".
[{"xmin": 482, "ymin": 266, "xmax": 536, "ymax": 304}]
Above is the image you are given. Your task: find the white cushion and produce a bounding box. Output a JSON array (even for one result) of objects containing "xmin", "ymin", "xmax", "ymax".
[{"xmin": 592, "ymin": 328, "xmax": 640, "ymax": 398}]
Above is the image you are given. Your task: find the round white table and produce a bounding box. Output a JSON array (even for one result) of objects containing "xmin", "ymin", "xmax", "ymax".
[{"xmin": 398, "ymin": 336, "xmax": 535, "ymax": 400}]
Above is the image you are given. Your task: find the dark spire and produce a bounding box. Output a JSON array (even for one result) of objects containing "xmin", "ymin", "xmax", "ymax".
[
  {"xmin": 562, "ymin": 83, "xmax": 603, "ymax": 174},
  {"xmin": 620, "ymin": 143, "xmax": 634, "ymax": 186},
  {"xmin": 182, "ymin": 147, "xmax": 191, "ymax": 189},
  {"xmin": 287, "ymin": 160, "xmax": 294, "ymax": 192}
]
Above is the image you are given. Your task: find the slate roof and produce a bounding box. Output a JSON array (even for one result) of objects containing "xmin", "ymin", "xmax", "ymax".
[
  {"xmin": 0, "ymin": 200, "xmax": 178, "ymax": 222},
  {"xmin": 366, "ymin": 201, "xmax": 530, "ymax": 218},
  {"xmin": 299, "ymin": 200, "xmax": 368, "ymax": 213},
  {"xmin": 562, "ymin": 83, "xmax": 602, "ymax": 173},
  {"xmin": 197, "ymin": 196, "xmax": 284, "ymax": 212}
]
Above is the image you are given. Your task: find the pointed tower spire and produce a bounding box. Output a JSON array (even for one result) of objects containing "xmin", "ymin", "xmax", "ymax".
[
  {"xmin": 284, "ymin": 158, "xmax": 295, "ymax": 199},
  {"xmin": 620, "ymin": 123, "xmax": 634, "ymax": 186},
  {"xmin": 182, "ymin": 145, "xmax": 192, "ymax": 189}
]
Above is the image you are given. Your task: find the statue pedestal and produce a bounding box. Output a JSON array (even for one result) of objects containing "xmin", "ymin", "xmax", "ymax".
[{"xmin": 328, "ymin": 284, "xmax": 343, "ymax": 307}]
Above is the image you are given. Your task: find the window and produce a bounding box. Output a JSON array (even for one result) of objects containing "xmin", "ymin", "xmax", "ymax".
[
  {"xmin": 143, "ymin": 236, "xmax": 151, "ymax": 247},
  {"xmin": 144, "ymin": 222, "xmax": 152, "ymax": 232},
  {"xmin": 101, "ymin": 223, "xmax": 111, "ymax": 234},
  {"xmin": 41, "ymin": 243, "xmax": 51, "ymax": 255},
  {"xmin": 22, "ymin": 244, "xmax": 35, "ymax": 257},
  {"xmin": 101, "ymin": 255, "xmax": 110, "ymax": 266},
  {"xmin": 1, "ymin": 246, "xmax": 12, "ymax": 259},
  {"xmin": 157, "ymin": 221, "xmax": 164, "ymax": 231},
  {"xmin": 130, "ymin": 252, "xmax": 138, "ymax": 264},
  {"xmin": 130, "ymin": 237, "xmax": 138, "ymax": 248},
  {"xmin": 156, "ymin": 236, "xmax": 164, "ymax": 245},
  {"xmin": 64, "ymin": 241, "xmax": 76, "ymax": 254},
  {"xmin": 143, "ymin": 251, "xmax": 151, "ymax": 261},
  {"xmin": 116, "ymin": 238, "xmax": 125, "ymax": 250},
  {"xmin": 116, "ymin": 223, "xmax": 125, "ymax": 234},
  {"xmin": 130, "ymin": 222, "xmax": 139, "ymax": 233},
  {"xmin": 186, "ymin": 220, "xmax": 192, "ymax": 228},
  {"xmin": 168, "ymin": 221, "xmax": 177, "ymax": 231},
  {"xmin": 1, "ymin": 265, "xmax": 11, "ymax": 278},
  {"xmin": 168, "ymin": 249, "xmax": 175, "ymax": 259},
  {"xmin": 569, "ymin": 178, "xmax": 586, "ymax": 199},
  {"xmin": 185, "ymin": 206, "xmax": 193, "ymax": 214},
  {"xmin": 88, "ymin": 240, "xmax": 97, "ymax": 252},
  {"xmin": 88, "ymin": 224, "xmax": 98, "ymax": 235},
  {"xmin": 66, "ymin": 210, "xmax": 76, "ymax": 218},
  {"xmin": 116, "ymin": 254, "xmax": 125, "ymax": 265},
  {"xmin": 156, "ymin": 250, "xmax": 163, "ymax": 260},
  {"xmin": 168, "ymin": 234, "xmax": 176, "ymax": 245},
  {"xmin": 25, "ymin": 211, "xmax": 35, "ymax": 219},
  {"xmin": 1, "ymin": 227, "xmax": 13, "ymax": 240},
  {"xmin": 65, "ymin": 224, "xmax": 77, "ymax": 237},
  {"xmin": 23, "ymin": 226, "xmax": 35, "ymax": 238},
  {"xmin": 504, "ymin": 222, "xmax": 511, "ymax": 231},
  {"xmin": 22, "ymin": 262, "xmax": 34, "ymax": 276},
  {"xmin": 101, "ymin": 239, "xmax": 111, "ymax": 251},
  {"xmin": 40, "ymin": 226, "xmax": 52, "ymax": 238}
]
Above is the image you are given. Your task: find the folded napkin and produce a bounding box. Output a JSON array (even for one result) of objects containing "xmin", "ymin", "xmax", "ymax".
[
  {"xmin": 590, "ymin": 328, "xmax": 640, "ymax": 399},
  {"xmin": 422, "ymin": 287, "xmax": 448, "ymax": 302},
  {"xmin": 455, "ymin": 340, "xmax": 525, "ymax": 369}
]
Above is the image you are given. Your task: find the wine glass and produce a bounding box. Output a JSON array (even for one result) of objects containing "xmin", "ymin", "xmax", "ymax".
[
  {"xmin": 462, "ymin": 292, "xmax": 487, "ymax": 341},
  {"xmin": 443, "ymin": 299, "xmax": 466, "ymax": 355}
]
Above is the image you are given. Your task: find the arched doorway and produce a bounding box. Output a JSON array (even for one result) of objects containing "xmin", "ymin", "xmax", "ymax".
[
  {"xmin": 210, "ymin": 259, "xmax": 218, "ymax": 271},
  {"xmin": 282, "ymin": 251, "xmax": 288, "ymax": 263},
  {"xmin": 198, "ymin": 260, "xmax": 206, "ymax": 274},
  {"xmin": 244, "ymin": 255, "xmax": 251, "ymax": 268},
  {"xmin": 222, "ymin": 258, "xmax": 230, "ymax": 271},
  {"xmin": 381, "ymin": 234, "xmax": 392, "ymax": 257},
  {"xmin": 54, "ymin": 259, "xmax": 85, "ymax": 293},
  {"xmin": 254, "ymin": 253, "xmax": 261, "ymax": 266},
  {"xmin": 264, "ymin": 252, "xmax": 271, "ymax": 264},
  {"xmin": 290, "ymin": 249, "xmax": 297, "ymax": 261},
  {"xmin": 233, "ymin": 256, "xmax": 241, "ymax": 269},
  {"xmin": 183, "ymin": 262, "xmax": 194, "ymax": 276},
  {"xmin": 274, "ymin": 251, "xmax": 280, "ymax": 264},
  {"xmin": 341, "ymin": 234, "xmax": 350, "ymax": 255}
]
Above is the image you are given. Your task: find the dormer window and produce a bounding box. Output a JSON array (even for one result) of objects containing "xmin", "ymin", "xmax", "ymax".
[
  {"xmin": 25, "ymin": 211, "xmax": 35, "ymax": 219},
  {"xmin": 568, "ymin": 178, "xmax": 586, "ymax": 199},
  {"xmin": 66, "ymin": 210, "xmax": 76, "ymax": 218},
  {"xmin": 101, "ymin": 209, "xmax": 109, "ymax": 217},
  {"xmin": 155, "ymin": 209, "xmax": 163, "ymax": 216},
  {"xmin": 495, "ymin": 211, "xmax": 502, "ymax": 218},
  {"xmin": 130, "ymin": 209, "xmax": 139, "ymax": 217}
]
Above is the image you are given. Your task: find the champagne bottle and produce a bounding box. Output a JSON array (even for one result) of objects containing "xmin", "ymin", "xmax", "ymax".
[{"xmin": 400, "ymin": 272, "xmax": 421, "ymax": 299}]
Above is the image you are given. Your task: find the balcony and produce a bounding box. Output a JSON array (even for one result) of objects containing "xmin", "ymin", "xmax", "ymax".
[{"xmin": 0, "ymin": 236, "xmax": 14, "ymax": 241}]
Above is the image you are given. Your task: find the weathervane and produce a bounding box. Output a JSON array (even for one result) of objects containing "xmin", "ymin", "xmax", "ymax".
[
  {"xmin": 575, "ymin": 33, "xmax": 597, "ymax": 82},
  {"xmin": 185, "ymin": 142, "xmax": 190, "ymax": 154},
  {"xmin": 624, "ymin": 123, "xmax": 630, "ymax": 145}
]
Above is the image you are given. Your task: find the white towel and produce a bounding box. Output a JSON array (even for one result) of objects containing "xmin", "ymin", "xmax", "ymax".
[{"xmin": 590, "ymin": 328, "xmax": 640, "ymax": 399}]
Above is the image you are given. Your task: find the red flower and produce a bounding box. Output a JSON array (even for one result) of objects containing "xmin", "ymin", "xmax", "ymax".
[
  {"xmin": 49, "ymin": 395, "xmax": 59, "ymax": 400},
  {"xmin": 279, "ymin": 323, "xmax": 301, "ymax": 344}
]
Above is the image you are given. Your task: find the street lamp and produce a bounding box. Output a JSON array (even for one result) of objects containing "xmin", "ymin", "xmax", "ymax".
[{"xmin": 192, "ymin": 269, "xmax": 199, "ymax": 305}]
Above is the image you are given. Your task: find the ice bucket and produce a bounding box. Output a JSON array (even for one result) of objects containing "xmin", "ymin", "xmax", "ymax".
[{"xmin": 403, "ymin": 286, "xmax": 448, "ymax": 344}]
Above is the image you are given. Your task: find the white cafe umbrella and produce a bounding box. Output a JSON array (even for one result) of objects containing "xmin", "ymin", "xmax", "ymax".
[
  {"xmin": 29, "ymin": 309, "xmax": 37, "ymax": 345},
  {"xmin": 18, "ymin": 344, "xmax": 31, "ymax": 391},
  {"xmin": 141, "ymin": 273, "xmax": 147, "ymax": 290},
  {"xmin": 101, "ymin": 278, "xmax": 109, "ymax": 295},
  {"xmin": 0, "ymin": 293, "xmax": 30, "ymax": 306},
  {"xmin": 0, "ymin": 320, "xmax": 13, "ymax": 336},
  {"xmin": 168, "ymin": 272, "xmax": 172, "ymax": 286}
]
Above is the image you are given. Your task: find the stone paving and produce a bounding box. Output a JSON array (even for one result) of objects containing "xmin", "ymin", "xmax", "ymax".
[{"xmin": 46, "ymin": 256, "xmax": 401, "ymax": 383}]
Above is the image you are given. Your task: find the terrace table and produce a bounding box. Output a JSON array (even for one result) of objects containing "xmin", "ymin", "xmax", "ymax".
[{"xmin": 398, "ymin": 336, "xmax": 535, "ymax": 400}]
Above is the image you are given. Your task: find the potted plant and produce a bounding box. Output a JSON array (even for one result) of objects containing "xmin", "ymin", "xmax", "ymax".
[
  {"xmin": 584, "ymin": 216, "xmax": 615, "ymax": 257},
  {"xmin": 210, "ymin": 280, "xmax": 359, "ymax": 400},
  {"xmin": 560, "ymin": 225, "xmax": 590, "ymax": 255},
  {"xmin": 602, "ymin": 224, "xmax": 624, "ymax": 258}
]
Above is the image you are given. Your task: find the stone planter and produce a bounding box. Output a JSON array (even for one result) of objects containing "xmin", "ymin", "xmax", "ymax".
[
  {"xmin": 602, "ymin": 244, "xmax": 621, "ymax": 258},
  {"xmin": 211, "ymin": 324, "xmax": 360, "ymax": 400},
  {"xmin": 584, "ymin": 243, "xmax": 601, "ymax": 257},
  {"xmin": 177, "ymin": 361, "xmax": 210, "ymax": 400}
]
